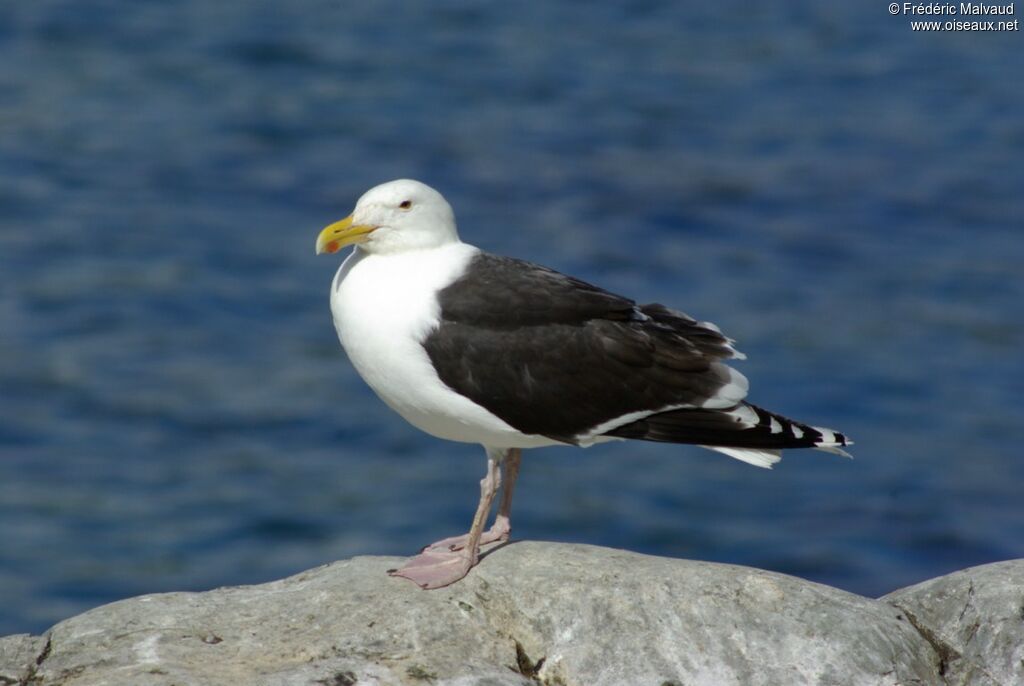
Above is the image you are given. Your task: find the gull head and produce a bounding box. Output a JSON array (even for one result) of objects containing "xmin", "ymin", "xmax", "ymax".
[{"xmin": 316, "ymin": 179, "xmax": 459, "ymax": 256}]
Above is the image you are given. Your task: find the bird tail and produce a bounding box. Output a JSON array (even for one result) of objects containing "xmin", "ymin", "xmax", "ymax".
[{"xmin": 603, "ymin": 402, "xmax": 852, "ymax": 469}]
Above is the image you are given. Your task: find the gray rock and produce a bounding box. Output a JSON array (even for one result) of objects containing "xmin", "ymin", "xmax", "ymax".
[
  {"xmin": 0, "ymin": 633, "xmax": 49, "ymax": 684},
  {"xmin": 0, "ymin": 542, "xmax": 1017, "ymax": 685},
  {"xmin": 883, "ymin": 559, "xmax": 1024, "ymax": 686}
]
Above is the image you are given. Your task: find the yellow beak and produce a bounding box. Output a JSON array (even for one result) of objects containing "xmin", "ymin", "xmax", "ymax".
[{"xmin": 315, "ymin": 214, "xmax": 377, "ymax": 255}]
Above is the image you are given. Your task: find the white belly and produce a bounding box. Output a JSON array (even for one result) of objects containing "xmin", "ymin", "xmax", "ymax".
[{"xmin": 329, "ymin": 244, "xmax": 559, "ymax": 449}]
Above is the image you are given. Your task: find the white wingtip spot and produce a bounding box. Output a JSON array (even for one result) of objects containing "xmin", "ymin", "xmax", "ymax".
[
  {"xmin": 810, "ymin": 426, "xmax": 853, "ymax": 458},
  {"xmin": 726, "ymin": 404, "xmax": 759, "ymax": 427},
  {"xmin": 791, "ymin": 425, "xmax": 804, "ymax": 439},
  {"xmin": 769, "ymin": 417, "xmax": 783, "ymax": 434}
]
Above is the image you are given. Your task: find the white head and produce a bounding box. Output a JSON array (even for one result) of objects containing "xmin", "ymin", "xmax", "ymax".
[{"xmin": 315, "ymin": 179, "xmax": 460, "ymax": 256}]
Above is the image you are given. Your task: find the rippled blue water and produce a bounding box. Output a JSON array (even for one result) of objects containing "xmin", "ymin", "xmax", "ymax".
[{"xmin": 1, "ymin": 2, "xmax": 1022, "ymax": 634}]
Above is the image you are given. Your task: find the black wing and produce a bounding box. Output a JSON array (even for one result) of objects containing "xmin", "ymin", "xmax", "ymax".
[{"xmin": 422, "ymin": 253, "xmax": 746, "ymax": 444}]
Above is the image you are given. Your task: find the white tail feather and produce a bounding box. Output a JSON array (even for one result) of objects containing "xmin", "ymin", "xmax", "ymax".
[{"xmin": 702, "ymin": 445, "xmax": 782, "ymax": 469}]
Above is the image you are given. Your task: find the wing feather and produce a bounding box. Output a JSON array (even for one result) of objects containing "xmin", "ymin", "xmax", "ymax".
[{"xmin": 423, "ymin": 253, "xmax": 744, "ymax": 443}]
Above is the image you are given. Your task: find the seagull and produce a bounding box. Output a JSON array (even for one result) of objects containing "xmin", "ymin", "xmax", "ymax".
[{"xmin": 315, "ymin": 179, "xmax": 851, "ymax": 589}]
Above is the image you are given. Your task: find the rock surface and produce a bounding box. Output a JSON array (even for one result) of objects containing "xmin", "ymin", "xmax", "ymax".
[
  {"xmin": 1, "ymin": 542, "xmax": 1021, "ymax": 686},
  {"xmin": 883, "ymin": 559, "xmax": 1024, "ymax": 686}
]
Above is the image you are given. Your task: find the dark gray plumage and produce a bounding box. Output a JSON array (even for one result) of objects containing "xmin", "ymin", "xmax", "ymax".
[{"xmin": 422, "ymin": 253, "xmax": 848, "ymax": 450}]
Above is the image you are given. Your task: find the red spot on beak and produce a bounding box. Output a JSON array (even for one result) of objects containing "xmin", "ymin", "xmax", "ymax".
[{"xmin": 326, "ymin": 241, "xmax": 340, "ymax": 254}]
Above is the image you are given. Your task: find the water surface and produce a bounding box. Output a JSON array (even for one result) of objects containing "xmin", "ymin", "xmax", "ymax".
[{"xmin": 1, "ymin": 2, "xmax": 1022, "ymax": 634}]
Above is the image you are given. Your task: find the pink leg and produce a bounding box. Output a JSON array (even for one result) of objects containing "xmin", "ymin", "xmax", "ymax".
[
  {"xmin": 422, "ymin": 448, "xmax": 522, "ymax": 553},
  {"xmin": 389, "ymin": 448, "xmax": 523, "ymax": 589},
  {"xmin": 388, "ymin": 449, "xmax": 503, "ymax": 589},
  {"xmin": 490, "ymin": 447, "xmax": 521, "ymax": 542}
]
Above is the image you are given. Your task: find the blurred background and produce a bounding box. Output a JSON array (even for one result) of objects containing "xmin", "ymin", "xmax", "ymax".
[{"xmin": 1, "ymin": 2, "xmax": 1022, "ymax": 635}]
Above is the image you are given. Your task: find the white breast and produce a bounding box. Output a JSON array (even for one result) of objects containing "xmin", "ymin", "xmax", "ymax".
[{"xmin": 329, "ymin": 243, "xmax": 558, "ymax": 449}]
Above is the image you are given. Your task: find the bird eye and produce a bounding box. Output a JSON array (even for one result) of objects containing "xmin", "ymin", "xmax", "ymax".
[{"xmin": 399, "ymin": 200, "xmax": 412, "ymax": 210}]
